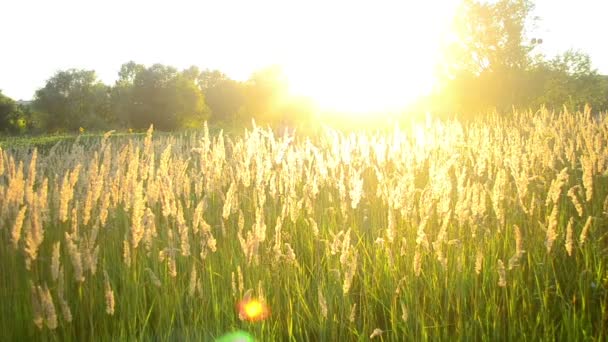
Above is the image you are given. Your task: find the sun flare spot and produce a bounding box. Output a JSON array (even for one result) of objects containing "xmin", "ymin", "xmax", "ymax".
[{"xmin": 237, "ymin": 298, "xmax": 270, "ymax": 322}]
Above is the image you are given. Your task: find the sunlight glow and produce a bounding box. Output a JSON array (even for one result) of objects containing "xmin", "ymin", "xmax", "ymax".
[
  {"xmin": 280, "ymin": 1, "xmax": 459, "ymax": 115},
  {"xmin": 237, "ymin": 298, "xmax": 270, "ymax": 322}
]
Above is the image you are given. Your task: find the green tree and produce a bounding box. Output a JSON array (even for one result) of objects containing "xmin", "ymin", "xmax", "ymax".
[
  {"xmin": 198, "ymin": 69, "xmax": 246, "ymax": 125},
  {"xmin": 244, "ymin": 66, "xmax": 290, "ymax": 125},
  {"xmin": 0, "ymin": 90, "xmax": 21, "ymax": 134},
  {"xmin": 434, "ymin": 0, "xmax": 539, "ymax": 115},
  {"xmin": 443, "ymin": 0, "xmax": 534, "ymax": 76},
  {"xmin": 113, "ymin": 62, "xmax": 208, "ymax": 130},
  {"xmin": 535, "ymin": 50, "xmax": 608, "ymax": 111},
  {"xmin": 33, "ymin": 69, "xmax": 111, "ymax": 132}
]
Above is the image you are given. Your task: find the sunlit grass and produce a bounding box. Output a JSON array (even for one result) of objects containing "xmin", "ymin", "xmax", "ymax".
[{"xmin": 0, "ymin": 109, "xmax": 607, "ymax": 341}]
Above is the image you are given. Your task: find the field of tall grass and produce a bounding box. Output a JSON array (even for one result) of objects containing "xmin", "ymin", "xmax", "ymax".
[{"xmin": 1, "ymin": 109, "xmax": 607, "ymax": 341}]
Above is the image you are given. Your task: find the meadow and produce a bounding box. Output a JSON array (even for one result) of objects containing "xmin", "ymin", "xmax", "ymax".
[{"xmin": 0, "ymin": 109, "xmax": 607, "ymax": 341}]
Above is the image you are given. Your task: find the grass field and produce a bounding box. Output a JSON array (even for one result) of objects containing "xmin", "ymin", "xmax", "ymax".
[{"xmin": 1, "ymin": 109, "xmax": 607, "ymax": 341}]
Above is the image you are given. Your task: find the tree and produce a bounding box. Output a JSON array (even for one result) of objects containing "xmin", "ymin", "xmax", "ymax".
[
  {"xmin": 0, "ymin": 90, "xmax": 20, "ymax": 134},
  {"xmin": 244, "ymin": 66, "xmax": 290, "ymax": 125},
  {"xmin": 33, "ymin": 69, "xmax": 111, "ymax": 131},
  {"xmin": 113, "ymin": 62, "xmax": 208, "ymax": 130},
  {"xmin": 440, "ymin": 0, "xmax": 535, "ymax": 77},
  {"xmin": 198, "ymin": 69, "xmax": 246, "ymax": 125},
  {"xmin": 433, "ymin": 0, "xmax": 538, "ymax": 115},
  {"xmin": 433, "ymin": 0, "xmax": 608, "ymax": 115},
  {"xmin": 532, "ymin": 50, "xmax": 608, "ymax": 111}
]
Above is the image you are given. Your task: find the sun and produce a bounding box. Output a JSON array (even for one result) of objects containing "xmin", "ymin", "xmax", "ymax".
[
  {"xmin": 276, "ymin": 1, "xmax": 459, "ymax": 116},
  {"xmin": 284, "ymin": 58, "xmax": 435, "ymax": 115}
]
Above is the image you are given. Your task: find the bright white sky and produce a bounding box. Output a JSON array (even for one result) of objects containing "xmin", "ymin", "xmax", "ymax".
[{"xmin": 1, "ymin": 0, "xmax": 606, "ymax": 112}]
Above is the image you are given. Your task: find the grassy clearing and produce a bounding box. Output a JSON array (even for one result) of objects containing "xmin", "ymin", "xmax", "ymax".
[{"xmin": 0, "ymin": 110, "xmax": 607, "ymax": 341}]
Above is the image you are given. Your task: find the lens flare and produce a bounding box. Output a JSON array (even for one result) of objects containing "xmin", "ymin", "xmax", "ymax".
[
  {"xmin": 237, "ymin": 298, "xmax": 270, "ymax": 322},
  {"xmin": 215, "ymin": 330, "xmax": 254, "ymax": 342}
]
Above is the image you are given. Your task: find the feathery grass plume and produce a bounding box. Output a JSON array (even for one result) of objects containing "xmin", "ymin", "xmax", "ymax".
[
  {"xmin": 565, "ymin": 217, "xmax": 574, "ymax": 256},
  {"xmin": 25, "ymin": 149, "xmax": 37, "ymax": 206},
  {"xmin": 497, "ymin": 259, "xmax": 507, "ymax": 288},
  {"xmin": 82, "ymin": 239, "xmax": 99, "ymax": 276},
  {"xmin": 99, "ymin": 192, "xmax": 110, "ymax": 226},
  {"xmin": 206, "ymin": 232, "xmax": 217, "ymax": 253},
  {"xmin": 413, "ymin": 248, "xmax": 422, "ymax": 277},
  {"xmin": 254, "ymin": 205, "xmax": 267, "ymax": 242},
  {"xmin": 57, "ymin": 268, "xmax": 72, "ymax": 322},
  {"xmin": 339, "ymin": 229, "xmax": 352, "ymax": 266},
  {"xmin": 38, "ymin": 284, "xmax": 58, "ymax": 330},
  {"xmin": 508, "ymin": 225, "xmax": 525, "ymax": 270},
  {"xmin": 581, "ymin": 154, "xmax": 595, "ymax": 202},
  {"xmin": 579, "ymin": 216, "xmax": 593, "ymax": 248},
  {"xmin": 475, "ymin": 250, "xmax": 483, "ymax": 275},
  {"xmin": 123, "ymin": 239, "xmax": 131, "ymax": 267},
  {"xmin": 318, "ymin": 288, "xmax": 328, "ymax": 319},
  {"xmin": 142, "ymin": 208, "xmax": 157, "ymax": 255},
  {"xmin": 103, "ymin": 270, "xmax": 115, "ymax": 315},
  {"xmin": 11, "ymin": 204, "xmax": 27, "ymax": 248},
  {"xmin": 330, "ymin": 231, "xmax": 344, "ymax": 255},
  {"xmin": 178, "ymin": 222, "xmax": 191, "ymax": 257},
  {"xmin": 189, "ymin": 265, "xmax": 198, "ymax": 297},
  {"xmin": 546, "ymin": 205, "xmax": 559, "ymax": 254},
  {"xmin": 416, "ymin": 217, "xmax": 429, "ymax": 250},
  {"xmin": 545, "ymin": 167, "xmax": 569, "ymax": 206},
  {"xmin": 238, "ymin": 209, "xmax": 245, "ymax": 232},
  {"xmin": 284, "ymin": 243, "xmax": 297, "ymax": 265},
  {"xmin": 400, "ymin": 237, "xmax": 408, "ymax": 256},
  {"xmin": 6, "ymin": 160, "xmax": 25, "ymax": 207},
  {"xmin": 492, "ymin": 168, "xmax": 507, "ymax": 228},
  {"xmin": 386, "ymin": 208, "xmax": 396, "ymax": 243},
  {"xmin": 222, "ymin": 181, "xmax": 237, "ymax": 220},
  {"xmin": 65, "ymin": 232, "xmax": 84, "ymax": 283},
  {"xmin": 342, "ymin": 251, "xmax": 358, "ymax": 295},
  {"xmin": 123, "ymin": 146, "xmax": 140, "ymax": 209},
  {"xmin": 30, "ymin": 283, "xmax": 44, "ymax": 329},
  {"xmin": 58, "ymin": 165, "xmax": 81, "ymax": 222},
  {"xmin": 130, "ymin": 180, "xmax": 145, "ymax": 250},
  {"xmin": 167, "ymin": 251, "xmax": 177, "ymax": 278},
  {"xmin": 51, "ymin": 242, "xmax": 61, "ymax": 281},
  {"xmin": 348, "ymin": 168, "xmax": 363, "ymax": 209},
  {"xmin": 25, "ymin": 205, "xmax": 44, "ymax": 269},
  {"xmin": 370, "ymin": 328, "xmax": 384, "ymax": 339},
  {"xmin": 433, "ymin": 215, "xmax": 450, "ymax": 269},
  {"xmin": 192, "ymin": 200, "xmax": 205, "ymax": 235},
  {"xmin": 401, "ymin": 302, "xmax": 409, "ymax": 322},
  {"xmin": 0, "ymin": 146, "xmax": 4, "ymax": 176},
  {"xmin": 308, "ymin": 217, "xmax": 319, "ymax": 237},
  {"xmin": 101, "ymin": 129, "xmax": 115, "ymax": 149},
  {"xmin": 82, "ymin": 153, "xmax": 98, "ymax": 225},
  {"xmin": 70, "ymin": 205, "xmax": 79, "ymax": 235},
  {"xmin": 567, "ymin": 185, "xmax": 584, "ymax": 217},
  {"xmin": 345, "ymin": 302, "xmax": 356, "ymax": 323}
]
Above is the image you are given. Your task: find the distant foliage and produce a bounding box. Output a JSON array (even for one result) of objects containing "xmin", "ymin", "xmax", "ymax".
[
  {"xmin": 0, "ymin": 90, "xmax": 28, "ymax": 134},
  {"xmin": 432, "ymin": 0, "xmax": 608, "ymax": 116},
  {"xmin": 112, "ymin": 62, "xmax": 208, "ymax": 131},
  {"xmin": 32, "ymin": 69, "xmax": 111, "ymax": 132}
]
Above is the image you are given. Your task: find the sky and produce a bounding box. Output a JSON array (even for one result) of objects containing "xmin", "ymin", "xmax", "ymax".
[{"xmin": 1, "ymin": 0, "xmax": 607, "ymax": 107}]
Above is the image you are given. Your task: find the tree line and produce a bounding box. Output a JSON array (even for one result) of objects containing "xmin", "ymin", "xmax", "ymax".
[
  {"xmin": 1, "ymin": 0, "xmax": 607, "ymax": 134},
  {"xmin": 1, "ymin": 63, "xmax": 309, "ymax": 134},
  {"xmin": 425, "ymin": 0, "xmax": 608, "ymax": 117}
]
